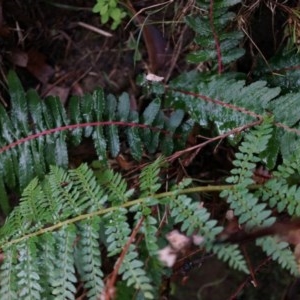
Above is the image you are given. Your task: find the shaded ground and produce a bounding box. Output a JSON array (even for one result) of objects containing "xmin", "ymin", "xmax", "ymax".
[{"xmin": 0, "ymin": 0, "xmax": 194, "ymax": 105}]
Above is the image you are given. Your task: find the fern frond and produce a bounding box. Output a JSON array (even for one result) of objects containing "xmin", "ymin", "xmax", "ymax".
[
  {"xmin": 119, "ymin": 245, "xmax": 154, "ymax": 299},
  {"xmin": 260, "ymin": 149, "xmax": 300, "ymax": 216},
  {"xmin": 75, "ymin": 217, "xmax": 104, "ymax": 299},
  {"xmin": 39, "ymin": 233, "xmax": 56, "ymax": 299},
  {"xmin": 104, "ymin": 208, "xmax": 131, "ymax": 257},
  {"xmin": 96, "ymin": 168, "xmax": 133, "ymax": 205},
  {"xmin": 257, "ymin": 237, "xmax": 299, "ymax": 276},
  {"xmin": 221, "ymin": 119, "xmax": 299, "ymax": 275},
  {"xmin": 138, "ymin": 215, "xmax": 159, "ymax": 256},
  {"xmin": 169, "ymin": 191, "xmax": 249, "ymax": 273},
  {"xmin": 48, "ymin": 166, "xmax": 83, "ymax": 217},
  {"xmin": 0, "ymin": 245, "xmax": 18, "ymax": 299},
  {"xmin": 69, "ymin": 163, "xmax": 107, "ymax": 211},
  {"xmin": 51, "ymin": 225, "xmax": 77, "ymax": 300},
  {"xmin": 16, "ymin": 238, "xmax": 42, "ymax": 299},
  {"xmin": 139, "ymin": 156, "xmax": 165, "ymax": 196},
  {"xmin": 0, "ymin": 71, "xmax": 191, "ymax": 212},
  {"xmin": 186, "ymin": 0, "xmax": 244, "ymax": 70},
  {"xmin": 163, "ymin": 71, "xmax": 300, "ymax": 166}
]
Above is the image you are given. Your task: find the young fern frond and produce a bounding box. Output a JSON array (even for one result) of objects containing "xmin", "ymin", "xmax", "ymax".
[
  {"xmin": 132, "ymin": 157, "xmax": 165, "ymax": 256},
  {"xmin": 96, "ymin": 168, "xmax": 133, "ymax": 205},
  {"xmin": 104, "ymin": 207, "xmax": 131, "ymax": 257},
  {"xmin": 139, "ymin": 156, "xmax": 165, "ymax": 196}
]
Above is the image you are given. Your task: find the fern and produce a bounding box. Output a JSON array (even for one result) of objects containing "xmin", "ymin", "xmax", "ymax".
[
  {"xmin": 0, "ymin": 159, "xmax": 251, "ymax": 299},
  {"xmin": 0, "ymin": 71, "xmax": 191, "ymax": 213},
  {"xmin": 119, "ymin": 245, "xmax": 154, "ymax": 299},
  {"xmin": 75, "ymin": 217, "xmax": 104, "ymax": 299},
  {"xmin": 0, "ymin": 245, "xmax": 18, "ymax": 299},
  {"xmin": 255, "ymin": 48, "xmax": 300, "ymax": 93},
  {"xmin": 186, "ymin": 0, "xmax": 245, "ymax": 71},
  {"xmin": 16, "ymin": 238, "xmax": 41, "ymax": 300},
  {"xmin": 51, "ymin": 225, "xmax": 77, "ymax": 299},
  {"xmin": 259, "ymin": 148, "xmax": 300, "ymax": 216},
  {"xmin": 220, "ymin": 119, "xmax": 299, "ymax": 275},
  {"xmin": 170, "ymin": 187, "xmax": 249, "ymax": 273}
]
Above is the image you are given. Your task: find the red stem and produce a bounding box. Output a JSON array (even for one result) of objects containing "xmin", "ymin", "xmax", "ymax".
[
  {"xmin": 0, "ymin": 121, "xmax": 171, "ymax": 154},
  {"xmin": 104, "ymin": 217, "xmax": 145, "ymax": 300},
  {"xmin": 209, "ymin": 0, "xmax": 223, "ymax": 74}
]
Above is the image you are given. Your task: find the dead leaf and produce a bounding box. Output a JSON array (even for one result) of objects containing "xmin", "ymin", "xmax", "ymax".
[
  {"xmin": 27, "ymin": 49, "xmax": 55, "ymax": 83},
  {"xmin": 10, "ymin": 49, "xmax": 28, "ymax": 67},
  {"xmin": 42, "ymin": 84, "xmax": 70, "ymax": 104}
]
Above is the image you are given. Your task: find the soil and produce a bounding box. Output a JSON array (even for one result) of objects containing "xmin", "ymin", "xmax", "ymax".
[{"xmin": 0, "ymin": 0, "xmax": 194, "ymax": 104}]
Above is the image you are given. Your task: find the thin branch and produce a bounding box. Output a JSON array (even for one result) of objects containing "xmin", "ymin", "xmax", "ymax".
[
  {"xmin": 0, "ymin": 121, "xmax": 172, "ymax": 154},
  {"xmin": 103, "ymin": 217, "xmax": 145, "ymax": 300}
]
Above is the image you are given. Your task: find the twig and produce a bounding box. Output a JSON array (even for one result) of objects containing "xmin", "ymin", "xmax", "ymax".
[
  {"xmin": 228, "ymin": 257, "xmax": 271, "ymax": 300},
  {"xmin": 103, "ymin": 217, "xmax": 145, "ymax": 300},
  {"xmin": 168, "ymin": 120, "xmax": 262, "ymax": 164},
  {"xmin": 77, "ymin": 21, "xmax": 113, "ymax": 37}
]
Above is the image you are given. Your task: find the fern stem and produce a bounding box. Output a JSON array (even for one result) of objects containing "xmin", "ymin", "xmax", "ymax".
[
  {"xmin": 0, "ymin": 121, "xmax": 172, "ymax": 154},
  {"xmin": 166, "ymin": 86, "xmax": 263, "ymax": 120},
  {"xmin": 169, "ymin": 120, "xmax": 262, "ymax": 162},
  {"xmin": 0, "ymin": 184, "xmax": 262, "ymax": 250},
  {"xmin": 209, "ymin": 0, "xmax": 223, "ymax": 74}
]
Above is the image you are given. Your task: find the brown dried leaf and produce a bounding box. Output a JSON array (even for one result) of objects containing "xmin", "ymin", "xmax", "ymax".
[
  {"xmin": 27, "ymin": 49, "xmax": 55, "ymax": 83},
  {"xmin": 10, "ymin": 49, "xmax": 28, "ymax": 67}
]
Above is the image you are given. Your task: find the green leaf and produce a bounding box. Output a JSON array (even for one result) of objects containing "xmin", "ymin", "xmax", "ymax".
[{"xmin": 142, "ymin": 99, "xmax": 161, "ymax": 125}]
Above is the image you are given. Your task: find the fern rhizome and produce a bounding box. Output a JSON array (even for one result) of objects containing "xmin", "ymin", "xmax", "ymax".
[{"xmin": 2, "ymin": 0, "xmax": 300, "ymax": 299}]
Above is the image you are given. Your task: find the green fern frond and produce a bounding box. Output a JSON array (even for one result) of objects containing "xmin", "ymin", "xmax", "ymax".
[
  {"xmin": 75, "ymin": 217, "xmax": 104, "ymax": 299},
  {"xmin": 119, "ymin": 245, "xmax": 154, "ymax": 299},
  {"xmin": 169, "ymin": 190, "xmax": 249, "ymax": 273},
  {"xmin": 257, "ymin": 237, "xmax": 299, "ymax": 276},
  {"xmin": 51, "ymin": 225, "xmax": 77, "ymax": 300},
  {"xmin": 163, "ymin": 70, "xmax": 300, "ymax": 166},
  {"xmin": 0, "ymin": 245, "xmax": 18, "ymax": 299},
  {"xmin": 16, "ymin": 238, "xmax": 41, "ymax": 299},
  {"xmin": 0, "ymin": 71, "xmax": 191, "ymax": 213},
  {"xmin": 221, "ymin": 119, "xmax": 299, "ymax": 275},
  {"xmin": 186, "ymin": 0, "xmax": 244, "ymax": 69},
  {"xmin": 104, "ymin": 208, "xmax": 131, "ymax": 257},
  {"xmin": 139, "ymin": 215, "xmax": 159, "ymax": 255},
  {"xmin": 260, "ymin": 149, "xmax": 300, "ymax": 216},
  {"xmin": 139, "ymin": 156, "xmax": 165, "ymax": 196},
  {"xmin": 2, "ymin": 152, "xmax": 300, "ymax": 297},
  {"xmin": 96, "ymin": 168, "xmax": 133, "ymax": 205},
  {"xmin": 69, "ymin": 164, "xmax": 107, "ymax": 211},
  {"xmin": 39, "ymin": 233, "xmax": 56, "ymax": 299}
]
